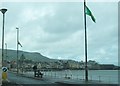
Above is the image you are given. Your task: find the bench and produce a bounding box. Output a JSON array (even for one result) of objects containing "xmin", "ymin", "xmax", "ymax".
[{"xmin": 34, "ymin": 70, "xmax": 43, "ymax": 78}]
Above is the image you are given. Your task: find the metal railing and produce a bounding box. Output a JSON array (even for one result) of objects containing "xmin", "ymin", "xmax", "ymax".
[{"xmin": 9, "ymin": 69, "xmax": 118, "ymax": 84}]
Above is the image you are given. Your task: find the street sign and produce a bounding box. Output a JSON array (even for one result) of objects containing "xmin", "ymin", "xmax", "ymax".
[{"xmin": 2, "ymin": 67, "xmax": 8, "ymax": 72}]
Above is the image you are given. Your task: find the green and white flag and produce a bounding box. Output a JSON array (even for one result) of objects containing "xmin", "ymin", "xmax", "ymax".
[{"xmin": 85, "ymin": 6, "xmax": 96, "ymax": 23}]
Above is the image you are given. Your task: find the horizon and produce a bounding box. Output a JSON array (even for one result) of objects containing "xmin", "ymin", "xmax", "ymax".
[{"xmin": 0, "ymin": 48, "xmax": 119, "ymax": 66}]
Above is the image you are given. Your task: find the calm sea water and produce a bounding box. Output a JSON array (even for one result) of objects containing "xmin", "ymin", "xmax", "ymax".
[{"xmin": 26, "ymin": 70, "xmax": 119, "ymax": 84}]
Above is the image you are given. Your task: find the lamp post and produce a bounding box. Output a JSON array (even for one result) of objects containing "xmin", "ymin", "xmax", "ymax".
[
  {"xmin": 0, "ymin": 8, "xmax": 7, "ymax": 67},
  {"xmin": 5, "ymin": 43, "xmax": 7, "ymax": 63}
]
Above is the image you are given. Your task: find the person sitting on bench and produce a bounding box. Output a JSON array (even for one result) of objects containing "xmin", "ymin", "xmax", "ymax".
[{"xmin": 39, "ymin": 71, "xmax": 43, "ymax": 78}]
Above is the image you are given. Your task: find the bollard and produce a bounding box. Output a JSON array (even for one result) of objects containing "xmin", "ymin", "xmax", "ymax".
[
  {"xmin": 2, "ymin": 72, "xmax": 7, "ymax": 80},
  {"xmin": 2, "ymin": 67, "xmax": 8, "ymax": 81}
]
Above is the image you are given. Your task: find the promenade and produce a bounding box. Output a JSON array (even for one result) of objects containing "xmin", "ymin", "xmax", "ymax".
[{"xmin": 2, "ymin": 71, "xmax": 119, "ymax": 86}]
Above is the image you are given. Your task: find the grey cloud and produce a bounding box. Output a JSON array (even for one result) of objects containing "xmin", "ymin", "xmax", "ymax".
[{"xmin": 40, "ymin": 3, "xmax": 83, "ymax": 34}]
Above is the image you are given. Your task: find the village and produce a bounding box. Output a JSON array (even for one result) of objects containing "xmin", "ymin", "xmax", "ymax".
[{"xmin": 4, "ymin": 57, "xmax": 119, "ymax": 72}]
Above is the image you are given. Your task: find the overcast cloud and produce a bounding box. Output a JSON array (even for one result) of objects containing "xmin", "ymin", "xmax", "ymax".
[{"xmin": 0, "ymin": 1, "xmax": 118, "ymax": 65}]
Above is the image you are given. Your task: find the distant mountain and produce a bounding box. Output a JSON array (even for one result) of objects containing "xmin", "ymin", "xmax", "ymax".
[{"xmin": 0, "ymin": 49, "xmax": 57, "ymax": 62}]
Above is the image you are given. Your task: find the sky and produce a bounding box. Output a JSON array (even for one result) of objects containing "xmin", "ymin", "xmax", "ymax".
[{"xmin": 0, "ymin": 0, "xmax": 118, "ymax": 65}]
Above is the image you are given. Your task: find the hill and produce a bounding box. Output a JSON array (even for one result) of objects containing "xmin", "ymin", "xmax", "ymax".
[{"xmin": 0, "ymin": 49, "xmax": 56, "ymax": 62}]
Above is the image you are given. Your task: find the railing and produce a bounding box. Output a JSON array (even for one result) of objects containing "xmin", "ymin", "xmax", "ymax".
[
  {"xmin": 42, "ymin": 71, "xmax": 118, "ymax": 84},
  {"xmin": 9, "ymin": 69, "xmax": 118, "ymax": 84}
]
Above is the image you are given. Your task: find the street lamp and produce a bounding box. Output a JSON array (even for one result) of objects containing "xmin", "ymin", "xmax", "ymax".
[
  {"xmin": 0, "ymin": 8, "xmax": 7, "ymax": 67},
  {"xmin": 5, "ymin": 43, "xmax": 7, "ymax": 62}
]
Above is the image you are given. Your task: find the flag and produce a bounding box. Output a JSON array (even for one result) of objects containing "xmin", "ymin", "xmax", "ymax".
[
  {"xmin": 18, "ymin": 41, "xmax": 22, "ymax": 47},
  {"xmin": 85, "ymin": 5, "xmax": 96, "ymax": 23}
]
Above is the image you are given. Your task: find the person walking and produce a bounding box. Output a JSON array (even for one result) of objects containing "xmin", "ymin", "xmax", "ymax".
[{"xmin": 33, "ymin": 64, "xmax": 37, "ymax": 77}]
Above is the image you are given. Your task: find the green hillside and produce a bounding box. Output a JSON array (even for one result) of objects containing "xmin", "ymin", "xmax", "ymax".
[{"xmin": 0, "ymin": 49, "xmax": 56, "ymax": 62}]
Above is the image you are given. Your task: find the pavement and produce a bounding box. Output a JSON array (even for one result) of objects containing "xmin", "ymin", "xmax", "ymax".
[
  {"xmin": 2, "ymin": 71, "xmax": 119, "ymax": 86},
  {"xmin": 0, "ymin": 69, "xmax": 2, "ymax": 86},
  {"xmin": 2, "ymin": 80, "xmax": 21, "ymax": 86}
]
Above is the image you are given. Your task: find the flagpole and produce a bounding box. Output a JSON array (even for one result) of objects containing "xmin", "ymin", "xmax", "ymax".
[
  {"xmin": 16, "ymin": 27, "xmax": 19, "ymax": 74},
  {"xmin": 84, "ymin": 0, "xmax": 88, "ymax": 81}
]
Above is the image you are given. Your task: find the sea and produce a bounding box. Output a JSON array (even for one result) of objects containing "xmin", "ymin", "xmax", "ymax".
[{"xmin": 26, "ymin": 70, "xmax": 119, "ymax": 84}]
